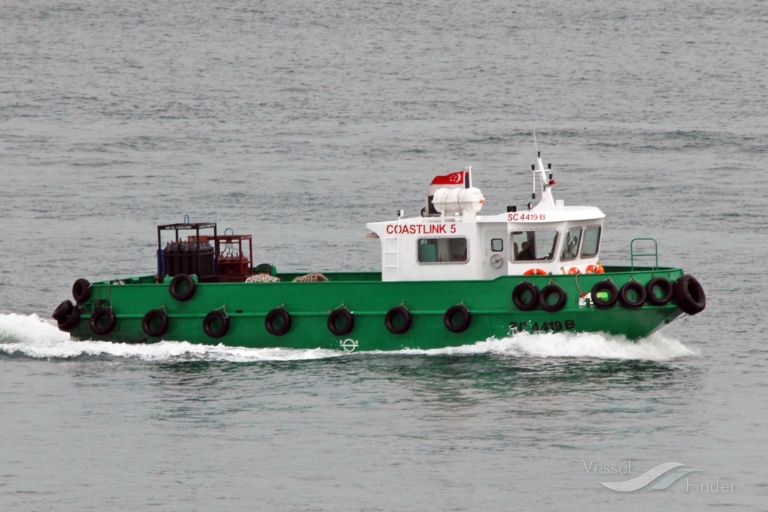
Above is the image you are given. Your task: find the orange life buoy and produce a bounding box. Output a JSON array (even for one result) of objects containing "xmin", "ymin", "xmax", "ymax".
[
  {"xmin": 568, "ymin": 267, "xmax": 581, "ymax": 274},
  {"xmin": 523, "ymin": 268, "xmax": 547, "ymax": 276}
]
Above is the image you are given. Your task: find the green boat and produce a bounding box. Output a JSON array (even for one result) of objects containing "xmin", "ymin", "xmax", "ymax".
[{"xmin": 52, "ymin": 149, "xmax": 705, "ymax": 351}]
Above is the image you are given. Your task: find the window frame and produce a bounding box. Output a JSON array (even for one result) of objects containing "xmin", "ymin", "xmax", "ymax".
[
  {"xmin": 580, "ymin": 225, "xmax": 602, "ymax": 258},
  {"xmin": 510, "ymin": 229, "xmax": 560, "ymax": 263},
  {"xmin": 560, "ymin": 226, "xmax": 583, "ymax": 261},
  {"xmin": 416, "ymin": 236, "xmax": 470, "ymax": 265}
]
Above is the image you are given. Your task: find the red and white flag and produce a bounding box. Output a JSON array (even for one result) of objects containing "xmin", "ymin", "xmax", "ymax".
[
  {"xmin": 424, "ymin": 167, "xmax": 473, "ymax": 216},
  {"xmin": 430, "ymin": 170, "xmax": 466, "ymax": 186}
]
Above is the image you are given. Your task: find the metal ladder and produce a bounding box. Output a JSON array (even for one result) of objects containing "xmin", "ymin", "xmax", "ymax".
[{"xmin": 382, "ymin": 237, "xmax": 399, "ymax": 280}]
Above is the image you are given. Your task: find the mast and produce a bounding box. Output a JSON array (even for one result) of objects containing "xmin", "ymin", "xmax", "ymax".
[{"xmin": 530, "ymin": 132, "xmax": 556, "ymax": 209}]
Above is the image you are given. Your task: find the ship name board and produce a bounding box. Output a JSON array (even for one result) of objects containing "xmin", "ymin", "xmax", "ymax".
[{"xmin": 385, "ymin": 223, "xmax": 457, "ymax": 235}]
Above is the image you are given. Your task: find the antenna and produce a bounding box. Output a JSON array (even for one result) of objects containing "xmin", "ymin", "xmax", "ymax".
[{"xmin": 531, "ymin": 130, "xmax": 539, "ymax": 201}]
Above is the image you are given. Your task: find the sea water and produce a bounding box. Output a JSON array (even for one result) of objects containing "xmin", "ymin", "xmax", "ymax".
[{"xmin": 1, "ymin": 0, "xmax": 767, "ymax": 510}]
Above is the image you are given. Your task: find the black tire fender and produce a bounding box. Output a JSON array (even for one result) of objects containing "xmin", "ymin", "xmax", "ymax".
[
  {"xmin": 265, "ymin": 307, "xmax": 292, "ymax": 336},
  {"xmin": 512, "ymin": 282, "xmax": 539, "ymax": 311},
  {"xmin": 53, "ymin": 300, "xmax": 74, "ymax": 322},
  {"xmin": 202, "ymin": 310, "xmax": 230, "ymax": 338},
  {"xmin": 89, "ymin": 307, "xmax": 116, "ymax": 336},
  {"xmin": 539, "ymin": 284, "xmax": 567, "ymax": 313},
  {"xmin": 674, "ymin": 275, "xmax": 706, "ymax": 315},
  {"xmin": 57, "ymin": 306, "xmax": 81, "ymax": 332},
  {"xmin": 169, "ymin": 274, "xmax": 197, "ymax": 301},
  {"xmin": 646, "ymin": 277, "xmax": 674, "ymax": 306},
  {"xmin": 72, "ymin": 278, "xmax": 92, "ymax": 303},
  {"xmin": 384, "ymin": 306, "xmax": 412, "ymax": 335},
  {"xmin": 327, "ymin": 307, "xmax": 354, "ymax": 336},
  {"xmin": 619, "ymin": 281, "xmax": 647, "ymax": 309},
  {"xmin": 591, "ymin": 280, "xmax": 619, "ymax": 309},
  {"xmin": 444, "ymin": 304, "xmax": 471, "ymax": 333},
  {"xmin": 142, "ymin": 309, "xmax": 170, "ymax": 337}
]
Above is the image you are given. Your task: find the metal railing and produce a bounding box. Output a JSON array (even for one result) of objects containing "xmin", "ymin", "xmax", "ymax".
[{"xmin": 630, "ymin": 237, "xmax": 659, "ymax": 271}]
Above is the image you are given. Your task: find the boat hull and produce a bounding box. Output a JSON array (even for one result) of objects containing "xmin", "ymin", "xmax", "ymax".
[{"xmin": 57, "ymin": 267, "xmax": 693, "ymax": 351}]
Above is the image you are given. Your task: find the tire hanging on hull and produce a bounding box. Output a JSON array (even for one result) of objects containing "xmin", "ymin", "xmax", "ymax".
[
  {"xmin": 327, "ymin": 307, "xmax": 354, "ymax": 336},
  {"xmin": 646, "ymin": 277, "xmax": 674, "ymax": 306},
  {"xmin": 53, "ymin": 300, "xmax": 74, "ymax": 322},
  {"xmin": 57, "ymin": 306, "xmax": 81, "ymax": 332},
  {"xmin": 142, "ymin": 309, "xmax": 170, "ymax": 337},
  {"xmin": 169, "ymin": 274, "xmax": 197, "ymax": 301},
  {"xmin": 384, "ymin": 306, "xmax": 412, "ymax": 334},
  {"xmin": 72, "ymin": 278, "xmax": 92, "ymax": 304},
  {"xmin": 674, "ymin": 275, "xmax": 706, "ymax": 315},
  {"xmin": 203, "ymin": 311, "xmax": 230, "ymax": 338},
  {"xmin": 512, "ymin": 282, "xmax": 539, "ymax": 311},
  {"xmin": 539, "ymin": 284, "xmax": 566, "ymax": 313},
  {"xmin": 89, "ymin": 307, "xmax": 116, "ymax": 336},
  {"xmin": 444, "ymin": 304, "xmax": 471, "ymax": 333},
  {"xmin": 265, "ymin": 307, "xmax": 292, "ymax": 336},
  {"xmin": 619, "ymin": 281, "xmax": 647, "ymax": 309},
  {"xmin": 590, "ymin": 280, "xmax": 618, "ymax": 309}
]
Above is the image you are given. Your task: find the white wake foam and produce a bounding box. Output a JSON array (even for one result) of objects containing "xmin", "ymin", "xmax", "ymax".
[
  {"xmin": 401, "ymin": 330, "xmax": 698, "ymax": 361},
  {"xmin": 0, "ymin": 313, "xmax": 70, "ymax": 344},
  {"xmin": 0, "ymin": 313, "xmax": 343, "ymax": 362},
  {"xmin": 0, "ymin": 313, "xmax": 697, "ymax": 362}
]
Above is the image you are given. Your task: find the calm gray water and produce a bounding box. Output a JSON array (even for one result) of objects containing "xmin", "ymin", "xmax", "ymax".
[{"xmin": 1, "ymin": 0, "xmax": 767, "ymax": 510}]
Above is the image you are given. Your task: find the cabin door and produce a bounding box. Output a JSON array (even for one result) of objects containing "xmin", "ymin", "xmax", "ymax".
[{"xmin": 483, "ymin": 229, "xmax": 508, "ymax": 279}]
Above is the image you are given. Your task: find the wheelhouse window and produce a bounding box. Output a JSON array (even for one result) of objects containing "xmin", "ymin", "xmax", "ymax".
[
  {"xmin": 418, "ymin": 237, "xmax": 468, "ymax": 264},
  {"xmin": 581, "ymin": 225, "xmax": 601, "ymax": 257},
  {"xmin": 511, "ymin": 230, "xmax": 559, "ymax": 262},
  {"xmin": 561, "ymin": 227, "xmax": 582, "ymax": 261}
]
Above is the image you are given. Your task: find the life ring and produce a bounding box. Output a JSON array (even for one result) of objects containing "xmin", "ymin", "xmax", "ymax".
[
  {"xmin": 72, "ymin": 278, "xmax": 92, "ymax": 303},
  {"xmin": 142, "ymin": 308, "xmax": 169, "ymax": 337},
  {"xmin": 444, "ymin": 304, "xmax": 471, "ymax": 333},
  {"xmin": 265, "ymin": 307, "xmax": 292, "ymax": 336},
  {"xmin": 646, "ymin": 277, "xmax": 674, "ymax": 306},
  {"xmin": 169, "ymin": 274, "xmax": 197, "ymax": 301},
  {"xmin": 539, "ymin": 284, "xmax": 566, "ymax": 312},
  {"xmin": 512, "ymin": 282, "xmax": 539, "ymax": 311},
  {"xmin": 327, "ymin": 307, "xmax": 354, "ymax": 336},
  {"xmin": 673, "ymin": 275, "xmax": 706, "ymax": 315},
  {"xmin": 523, "ymin": 268, "xmax": 547, "ymax": 276},
  {"xmin": 384, "ymin": 305, "xmax": 412, "ymax": 334},
  {"xmin": 57, "ymin": 306, "xmax": 81, "ymax": 332},
  {"xmin": 619, "ymin": 281, "xmax": 647, "ymax": 309},
  {"xmin": 590, "ymin": 280, "xmax": 618, "ymax": 309},
  {"xmin": 52, "ymin": 300, "xmax": 74, "ymax": 322},
  {"xmin": 89, "ymin": 307, "xmax": 116, "ymax": 336},
  {"xmin": 568, "ymin": 267, "xmax": 581, "ymax": 274},
  {"xmin": 203, "ymin": 310, "xmax": 230, "ymax": 338}
]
